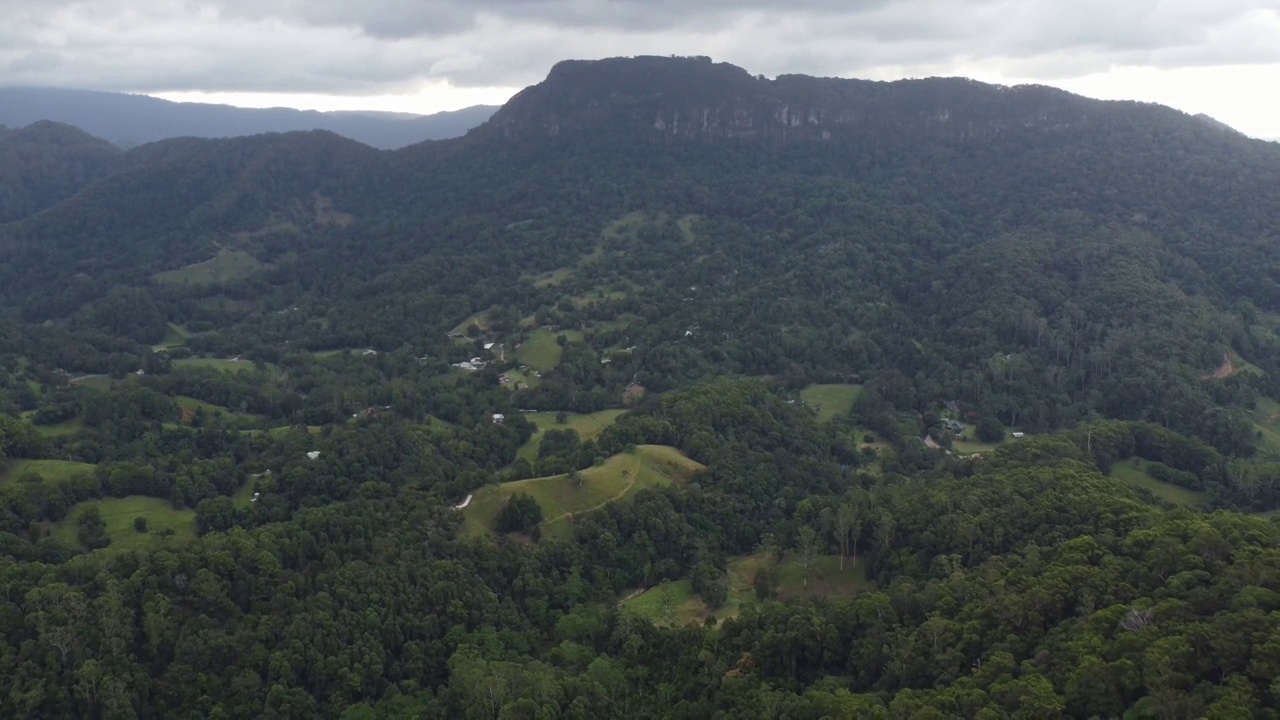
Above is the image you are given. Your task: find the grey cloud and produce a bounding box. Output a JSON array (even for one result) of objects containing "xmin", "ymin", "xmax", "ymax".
[{"xmin": 0, "ymin": 0, "xmax": 1276, "ymax": 93}]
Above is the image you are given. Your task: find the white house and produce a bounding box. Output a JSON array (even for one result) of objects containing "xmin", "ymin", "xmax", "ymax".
[
  {"xmin": 1011, "ymin": 432, "xmax": 1026, "ymax": 439},
  {"xmin": 306, "ymin": 451, "xmax": 321, "ymax": 460},
  {"xmin": 492, "ymin": 413, "xmax": 505, "ymax": 424}
]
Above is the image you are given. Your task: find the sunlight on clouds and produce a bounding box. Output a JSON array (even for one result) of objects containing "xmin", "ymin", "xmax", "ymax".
[
  {"xmin": 1001, "ymin": 64, "xmax": 1280, "ymax": 139},
  {"xmin": 152, "ymin": 82, "xmax": 521, "ymax": 115}
]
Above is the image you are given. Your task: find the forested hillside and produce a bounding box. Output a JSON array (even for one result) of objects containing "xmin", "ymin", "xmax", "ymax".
[
  {"xmin": 0, "ymin": 121, "xmax": 122, "ymax": 222},
  {"xmin": 1, "ymin": 56, "xmax": 1279, "ymax": 718}
]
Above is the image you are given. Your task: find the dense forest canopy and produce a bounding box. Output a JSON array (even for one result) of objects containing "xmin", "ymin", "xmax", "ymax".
[{"xmin": 1, "ymin": 56, "xmax": 1278, "ymax": 718}]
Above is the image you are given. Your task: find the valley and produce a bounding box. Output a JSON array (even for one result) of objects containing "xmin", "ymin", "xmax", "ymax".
[{"xmin": 0, "ymin": 56, "xmax": 1277, "ymax": 718}]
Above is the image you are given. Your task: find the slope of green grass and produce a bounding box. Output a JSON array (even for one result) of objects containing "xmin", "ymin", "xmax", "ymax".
[
  {"xmin": 69, "ymin": 375, "xmax": 113, "ymax": 390},
  {"xmin": 621, "ymin": 581, "xmax": 700, "ymax": 626},
  {"xmin": 515, "ymin": 329, "xmax": 584, "ymax": 372},
  {"xmin": 622, "ymin": 551, "xmax": 873, "ymax": 627},
  {"xmin": 1111, "ymin": 457, "xmax": 1207, "ymax": 508},
  {"xmin": 1, "ymin": 459, "xmax": 96, "ymax": 485},
  {"xmin": 31, "ymin": 419, "xmax": 85, "ymax": 437},
  {"xmin": 774, "ymin": 554, "xmax": 874, "ymax": 599},
  {"xmin": 232, "ymin": 475, "xmax": 264, "ymax": 510},
  {"xmin": 570, "ymin": 288, "xmax": 628, "ymax": 308},
  {"xmin": 676, "ymin": 214, "xmax": 699, "ymax": 242},
  {"xmin": 462, "ymin": 445, "xmax": 703, "ymax": 540},
  {"xmin": 799, "ymin": 384, "xmax": 862, "ymax": 423},
  {"xmin": 516, "ymin": 409, "xmax": 627, "ymax": 462},
  {"xmin": 151, "ymin": 323, "xmax": 191, "ymax": 351},
  {"xmin": 154, "ymin": 248, "xmax": 266, "ymax": 286},
  {"xmin": 175, "ymin": 396, "xmax": 259, "ymax": 425},
  {"xmin": 952, "ymin": 431, "xmax": 1033, "ymax": 455},
  {"xmin": 1252, "ymin": 398, "xmax": 1280, "ymax": 457},
  {"xmin": 602, "ymin": 211, "xmax": 647, "ymax": 240},
  {"xmin": 530, "ymin": 267, "xmax": 574, "ymax": 288},
  {"xmin": 173, "ymin": 357, "xmax": 259, "ymax": 373},
  {"xmin": 449, "ymin": 311, "xmax": 493, "ymax": 336},
  {"xmin": 246, "ymin": 425, "xmax": 324, "ymax": 438},
  {"xmin": 51, "ymin": 496, "xmax": 195, "ymax": 551}
]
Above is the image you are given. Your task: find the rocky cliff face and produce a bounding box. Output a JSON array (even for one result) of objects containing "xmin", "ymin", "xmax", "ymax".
[{"xmin": 483, "ymin": 55, "xmax": 1134, "ymax": 147}]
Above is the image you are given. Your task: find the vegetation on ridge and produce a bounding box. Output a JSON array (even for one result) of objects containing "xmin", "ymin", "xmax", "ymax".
[{"xmin": 0, "ymin": 56, "xmax": 1278, "ymax": 717}]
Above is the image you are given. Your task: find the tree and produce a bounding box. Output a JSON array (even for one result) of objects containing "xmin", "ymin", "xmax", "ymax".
[
  {"xmin": 874, "ymin": 512, "xmax": 895, "ymax": 555},
  {"xmin": 195, "ymin": 496, "xmax": 236, "ymax": 535},
  {"xmin": 836, "ymin": 502, "xmax": 857, "ymax": 570},
  {"xmin": 753, "ymin": 565, "xmax": 778, "ymax": 600},
  {"xmin": 76, "ymin": 506, "xmax": 110, "ymax": 549},
  {"xmin": 133, "ymin": 516, "xmax": 148, "ymax": 533},
  {"xmin": 496, "ymin": 493, "xmax": 543, "ymax": 534},
  {"xmin": 691, "ymin": 559, "xmax": 728, "ymax": 608},
  {"xmin": 24, "ymin": 583, "xmax": 87, "ymax": 663},
  {"xmin": 976, "ymin": 416, "xmax": 1005, "ymax": 443},
  {"xmin": 757, "ymin": 532, "xmax": 781, "ymax": 561},
  {"xmin": 796, "ymin": 526, "xmax": 821, "ymax": 589}
]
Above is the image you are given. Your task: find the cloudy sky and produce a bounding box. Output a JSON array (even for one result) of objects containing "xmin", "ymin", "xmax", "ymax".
[{"xmin": 3, "ymin": 0, "xmax": 1279, "ymax": 137}]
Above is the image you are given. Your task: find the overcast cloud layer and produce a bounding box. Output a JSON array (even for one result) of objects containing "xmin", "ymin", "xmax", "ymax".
[{"xmin": 2, "ymin": 1, "xmax": 1280, "ymax": 135}]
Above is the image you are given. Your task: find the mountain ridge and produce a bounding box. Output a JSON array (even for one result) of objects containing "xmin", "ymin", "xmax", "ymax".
[
  {"xmin": 485, "ymin": 55, "xmax": 1261, "ymax": 150},
  {"xmin": 2, "ymin": 57, "xmax": 1279, "ymax": 464},
  {"xmin": 0, "ymin": 120, "xmax": 124, "ymax": 223},
  {"xmin": 0, "ymin": 86, "xmax": 498, "ymax": 150}
]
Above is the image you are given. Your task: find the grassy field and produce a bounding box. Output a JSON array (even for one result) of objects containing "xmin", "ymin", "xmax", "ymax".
[
  {"xmin": 70, "ymin": 375, "xmax": 113, "ymax": 391},
  {"xmin": 31, "ymin": 419, "xmax": 85, "ymax": 437},
  {"xmin": 622, "ymin": 551, "xmax": 873, "ymax": 627},
  {"xmin": 151, "ymin": 323, "xmax": 191, "ymax": 351},
  {"xmin": 952, "ymin": 431, "xmax": 1032, "ymax": 455},
  {"xmin": 602, "ymin": 211, "xmax": 647, "ymax": 240},
  {"xmin": 232, "ymin": 475, "xmax": 265, "ymax": 510},
  {"xmin": 502, "ymin": 368, "xmax": 540, "ymax": 391},
  {"xmin": 571, "ymin": 288, "xmax": 628, "ymax": 308},
  {"xmin": 462, "ymin": 445, "xmax": 704, "ymax": 539},
  {"xmin": 530, "ymin": 267, "xmax": 574, "ymax": 288},
  {"xmin": 173, "ymin": 357, "xmax": 259, "ymax": 373},
  {"xmin": 515, "ymin": 329, "xmax": 584, "ymax": 372},
  {"xmin": 154, "ymin": 248, "xmax": 266, "ymax": 286},
  {"xmin": 1251, "ymin": 399, "xmax": 1280, "ymax": 457},
  {"xmin": 774, "ymin": 554, "xmax": 874, "ymax": 599},
  {"xmin": 175, "ymin": 396, "xmax": 259, "ymax": 426},
  {"xmin": 51, "ymin": 496, "xmax": 196, "ymax": 551},
  {"xmin": 449, "ymin": 311, "xmax": 493, "ymax": 336},
  {"xmin": 516, "ymin": 409, "xmax": 627, "ymax": 462},
  {"xmin": 676, "ymin": 214, "xmax": 699, "ymax": 242},
  {"xmin": 952, "ymin": 438, "xmax": 1004, "ymax": 454},
  {"xmin": 799, "ymin": 384, "xmax": 862, "ymax": 423},
  {"xmin": 1111, "ymin": 457, "xmax": 1207, "ymax": 508},
  {"xmin": 247, "ymin": 425, "xmax": 324, "ymax": 438},
  {"xmin": 1, "ymin": 459, "xmax": 95, "ymax": 485},
  {"xmin": 311, "ymin": 348, "xmax": 357, "ymax": 359},
  {"xmin": 622, "ymin": 580, "xmax": 702, "ymax": 626}
]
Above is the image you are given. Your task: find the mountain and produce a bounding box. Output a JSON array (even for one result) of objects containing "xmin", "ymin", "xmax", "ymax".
[
  {"xmin": 2, "ymin": 56, "xmax": 1280, "ymax": 719},
  {"xmin": 0, "ymin": 121, "xmax": 123, "ymax": 222},
  {"xmin": 4, "ymin": 56, "xmax": 1279, "ymax": 467},
  {"xmin": 0, "ymin": 87, "xmax": 497, "ymax": 149}
]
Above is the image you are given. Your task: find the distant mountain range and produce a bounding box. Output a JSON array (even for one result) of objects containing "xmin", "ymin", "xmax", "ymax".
[{"xmin": 0, "ymin": 87, "xmax": 497, "ymax": 150}]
